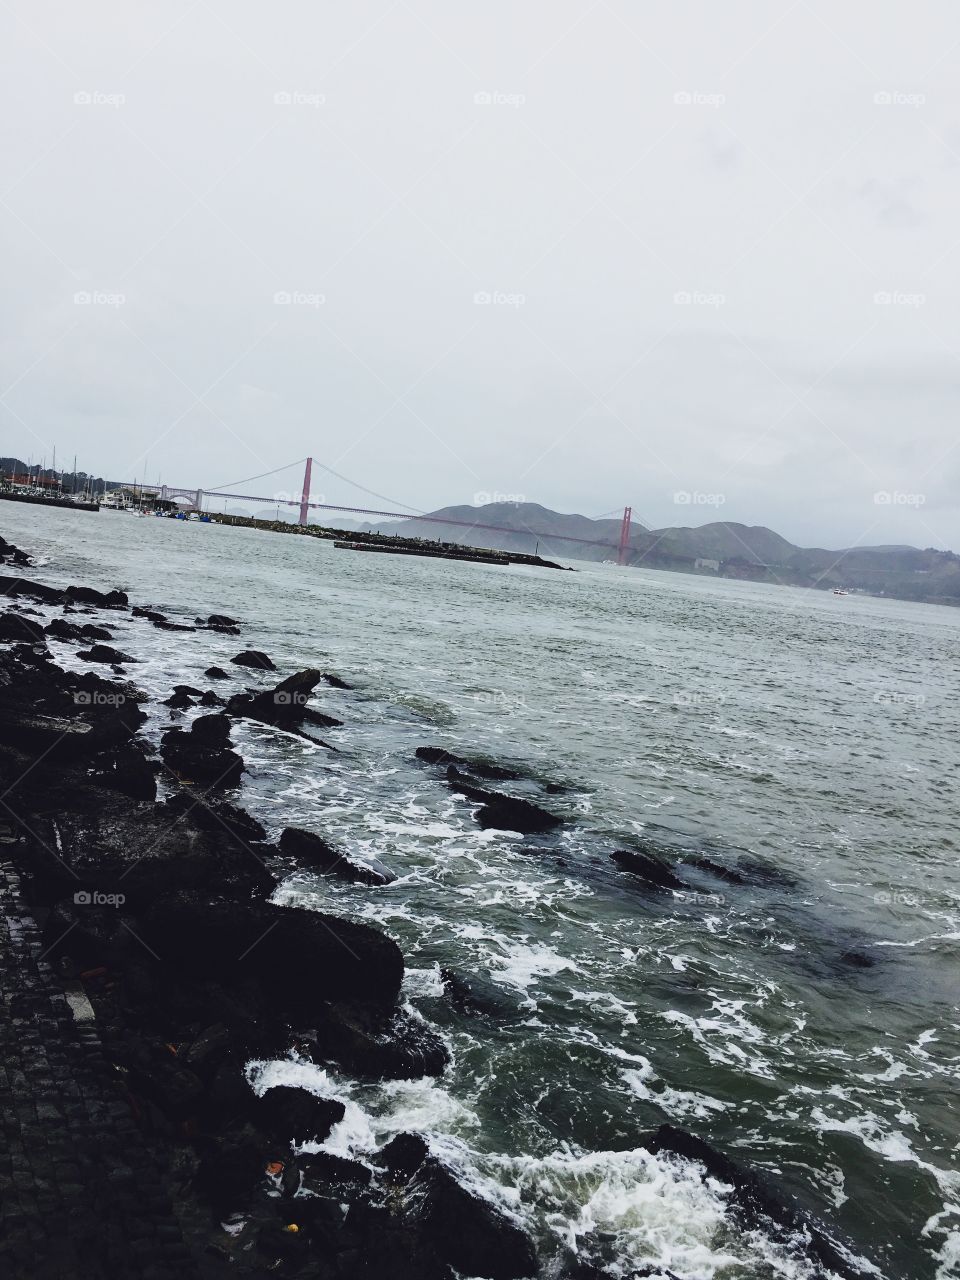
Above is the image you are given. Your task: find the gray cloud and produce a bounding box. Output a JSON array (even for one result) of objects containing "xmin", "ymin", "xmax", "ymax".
[{"xmin": 2, "ymin": 0, "xmax": 959, "ymax": 550}]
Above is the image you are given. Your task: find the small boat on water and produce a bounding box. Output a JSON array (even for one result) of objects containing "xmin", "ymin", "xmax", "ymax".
[{"xmin": 833, "ymin": 589, "xmax": 848, "ymax": 596}]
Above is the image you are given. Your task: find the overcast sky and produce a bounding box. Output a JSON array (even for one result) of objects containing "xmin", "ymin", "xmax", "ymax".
[{"xmin": 2, "ymin": 1, "xmax": 959, "ymax": 548}]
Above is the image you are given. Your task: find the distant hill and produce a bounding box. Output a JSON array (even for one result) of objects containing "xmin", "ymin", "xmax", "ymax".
[
  {"xmin": 354, "ymin": 502, "xmax": 960, "ymax": 605},
  {"xmin": 0, "ymin": 457, "xmax": 122, "ymax": 496}
]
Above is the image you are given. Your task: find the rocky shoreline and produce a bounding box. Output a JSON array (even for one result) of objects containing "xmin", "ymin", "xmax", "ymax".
[{"xmin": 0, "ymin": 531, "xmax": 877, "ymax": 1280}]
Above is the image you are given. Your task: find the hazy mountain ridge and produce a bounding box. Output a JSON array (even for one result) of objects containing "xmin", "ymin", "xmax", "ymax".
[{"xmin": 361, "ymin": 502, "xmax": 960, "ymax": 604}]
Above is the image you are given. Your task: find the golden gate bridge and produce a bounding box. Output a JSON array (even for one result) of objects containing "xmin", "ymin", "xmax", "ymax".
[{"xmin": 153, "ymin": 457, "xmax": 635, "ymax": 565}]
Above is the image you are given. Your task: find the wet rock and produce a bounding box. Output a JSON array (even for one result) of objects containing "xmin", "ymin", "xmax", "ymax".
[
  {"xmin": 46, "ymin": 618, "xmax": 113, "ymax": 643},
  {"xmin": 299, "ymin": 1151, "xmax": 371, "ymax": 1188},
  {"xmin": 0, "ymin": 611, "xmax": 46, "ymax": 644},
  {"xmin": 65, "ymin": 584, "xmax": 129, "ymax": 609},
  {"xmin": 418, "ymin": 745, "xmax": 523, "ymax": 781},
  {"xmin": 447, "ymin": 767, "xmax": 562, "ymax": 834},
  {"xmin": 0, "ymin": 535, "xmax": 31, "ymax": 565},
  {"xmin": 41, "ymin": 897, "xmax": 128, "ymax": 969},
  {"xmin": 253, "ymin": 1086, "xmax": 345, "ymax": 1144},
  {"xmin": 231, "ymin": 650, "xmax": 276, "ymax": 671},
  {"xmin": 441, "ymin": 968, "xmax": 520, "ymax": 1019},
  {"xmin": 685, "ymin": 855, "xmax": 748, "ymax": 885},
  {"xmin": 0, "ymin": 573, "xmax": 63, "ymax": 604},
  {"xmin": 310, "ymin": 1004, "xmax": 449, "ymax": 1079},
  {"xmin": 196, "ymin": 1123, "xmax": 271, "ymax": 1214},
  {"xmin": 404, "ymin": 1156, "xmax": 538, "ymax": 1279},
  {"xmin": 183, "ymin": 1022, "xmax": 234, "ymax": 1077},
  {"xmin": 77, "ymin": 644, "xmax": 136, "ymax": 665},
  {"xmin": 161, "ymin": 715, "xmax": 244, "ymax": 788},
  {"xmin": 163, "ymin": 789, "xmax": 267, "ymax": 846},
  {"xmin": 141, "ymin": 894, "xmax": 405, "ymax": 1013},
  {"xmin": 199, "ymin": 689, "xmax": 224, "ymax": 707},
  {"xmin": 375, "ymin": 1132, "xmax": 430, "ymax": 1179},
  {"xmin": 227, "ymin": 669, "xmax": 342, "ymax": 734},
  {"xmin": 197, "ymin": 614, "xmax": 241, "ymax": 634},
  {"xmin": 204, "ymin": 665, "xmax": 230, "ymax": 680},
  {"xmin": 163, "ymin": 689, "xmax": 195, "ymax": 709},
  {"xmin": 322, "ymin": 672, "xmax": 352, "ymax": 689},
  {"xmin": 644, "ymin": 1125, "xmax": 872, "ymax": 1280},
  {"xmin": 611, "ymin": 848, "xmax": 685, "ymax": 891},
  {"xmin": 279, "ymin": 827, "xmax": 395, "ymax": 885},
  {"xmin": 88, "ymin": 739, "xmax": 159, "ymax": 801}
]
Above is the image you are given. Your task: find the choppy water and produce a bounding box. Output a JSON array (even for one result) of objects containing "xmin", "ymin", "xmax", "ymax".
[{"xmin": 4, "ymin": 503, "xmax": 959, "ymax": 1279}]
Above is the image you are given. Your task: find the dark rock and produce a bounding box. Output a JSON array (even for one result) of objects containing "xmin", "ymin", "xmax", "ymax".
[
  {"xmin": 204, "ymin": 665, "xmax": 230, "ymax": 680},
  {"xmin": 0, "ymin": 573, "xmax": 63, "ymax": 604},
  {"xmin": 322, "ymin": 672, "xmax": 352, "ymax": 689},
  {"xmin": 64, "ymin": 584, "xmax": 129, "ymax": 609},
  {"xmin": 375, "ymin": 1132, "xmax": 430, "ymax": 1180},
  {"xmin": 163, "ymin": 789, "xmax": 268, "ymax": 845},
  {"xmin": 418, "ymin": 746, "xmax": 522, "ymax": 781},
  {"xmin": 132, "ymin": 606, "xmax": 165, "ymax": 621},
  {"xmin": 199, "ymin": 689, "xmax": 224, "ymax": 707},
  {"xmin": 685, "ymin": 855, "xmax": 748, "ymax": 885},
  {"xmin": 0, "ymin": 612, "xmax": 47, "ymax": 644},
  {"xmin": 310, "ymin": 1005, "xmax": 449, "ymax": 1079},
  {"xmin": 197, "ymin": 614, "xmax": 241, "ymax": 634},
  {"xmin": 161, "ymin": 716, "xmax": 243, "ymax": 788},
  {"xmin": 77, "ymin": 644, "xmax": 136, "ymax": 665},
  {"xmin": 46, "ymin": 618, "xmax": 113, "ymax": 643},
  {"xmin": 88, "ymin": 739, "xmax": 158, "ymax": 801},
  {"xmin": 404, "ymin": 1156, "xmax": 538, "ymax": 1279},
  {"xmin": 41, "ymin": 897, "xmax": 127, "ymax": 969},
  {"xmin": 300, "ymin": 1151, "xmax": 371, "ymax": 1188},
  {"xmin": 163, "ymin": 690, "xmax": 195, "ymax": 709},
  {"xmin": 140, "ymin": 894, "xmax": 405, "ymax": 1013},
  {"xmin": 441, "ymin": 968, "xmax": 520, "ymax": 1019},
  {"xmin": 611, "ymin": 849, "xmax": 685, "ymax": 891},
  {"xmin": 231, "ymin": 650, "xmax": 276, "ymax": 671},
  {"xmin": 196, "ymin": 1123, "xmax": 270, "ymax": 1214},
  {"xmin": 183, "ymin": 1023, "xmax": 234, "ymax": 1076},
  {"xmin": 447, "ymin": 768, "xmax": 562, "ymax": 834},
  {"xmin": 227, "ymin": 669, "xmax": 342, "ymax": 734},
  {"xmin": 279, "ymin": 827, "xmax": 395, "ymax": 885},
  {"xmin": 253, "ymin": 1086, "xmax": 345, "ymax": 1144}
]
